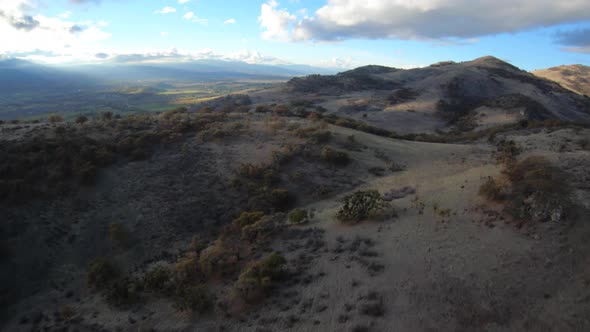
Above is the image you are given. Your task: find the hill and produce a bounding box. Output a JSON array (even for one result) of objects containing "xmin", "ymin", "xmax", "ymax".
[
  {"xmin": 254, "ymin": 56, "xmax": 590, "ymax": 134},
  {"xmin": 1, "ymin": 56, "xmax": 590, "ymax": 331},
  {"xmin": 1, "ymin": 107, "xmax": 589, "ymax": 331},
  {"xmin": 533, "ymin": 64, "xmax": 590, "ymax": 96}
]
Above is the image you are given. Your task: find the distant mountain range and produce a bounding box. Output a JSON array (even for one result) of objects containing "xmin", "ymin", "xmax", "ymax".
[
  {"xmin": 533, "ymin": 64, "xmax": 590, "ymax": 96},
  {"xmin": 0, "ymin": 58, "xmax": 336, "ymax": 93}
]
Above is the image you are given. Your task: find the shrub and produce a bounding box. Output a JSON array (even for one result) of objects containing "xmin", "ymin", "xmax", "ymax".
[
  {"xmin": 233, "ymin": 253, "xmax": 286, "ymax": 303},
  {"xmin": 199, "ymin": 243, "xmax": 238, "ymax": 278},
  {"xmin": 144, "ymin": 266, "xmax": 171, "ymax": 293},
  {"xmin": 268, "ymin": 188, "xmax": 292, "ymax": 210},
  {"xmin": 479, "ymin": 177, "xmax": 503, "ymax": 201},
  {"xmin": 88, "ymin": 258, "xmax": 118, "ymax": 289},
  {"xmin": 320, "ymin": 147, "xmax": 350, "ymax": 166},
  {"xmin": 241, "ymin": 215, "xmax": 280, "ymax": 243},
  {"xmin": 75, "ymin": 115, "xmax": 89, "ymax": 125},
  {"xmin": 174, "ymin": 256, "xmax": 201, "ymax": 286},
  {"xmin": 484, "ymin": 156, "xmax": 568, "ymax": 223},
  {"xmin": 234, "ymin": 211, "xmax": 265, "ymax": 228},
  {"xmin": 310, "ymin": 131, "xmax": 332, "ymax": 144},
  {"xmin": 337, "ymin": 190, "xmax": 388, "ymax": 224},
  {"xmin": 288, "ymin": 208, "xmax": 308, "ymax": 224},
  {"xmin": 175, "ymin": 285, "xmax": 213, "ymax": 313},
  {"xmin": 105, "ymin": 277, "xmax": 142, "ymax": 307},
  {"xmin": 48, "ymin": 115, "xmax": 64, "ymax": 123},
  {"xmin": 496, "ymin": 140, "xmax": 520, "ymax": 164}
]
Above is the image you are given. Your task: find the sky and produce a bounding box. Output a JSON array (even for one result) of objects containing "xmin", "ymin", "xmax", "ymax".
[{"xmin": 0, "ymin": 0, "xmax": 589, "ymax": 70}]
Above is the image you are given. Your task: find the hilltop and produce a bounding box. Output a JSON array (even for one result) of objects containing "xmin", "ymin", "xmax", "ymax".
[
  {"xmin": 533, "ymin": 64, "xmax": 590, "ymax": 96},
  {"xmin": 251, "ymin": 56, "xmax": 590, "ymax": 135}
]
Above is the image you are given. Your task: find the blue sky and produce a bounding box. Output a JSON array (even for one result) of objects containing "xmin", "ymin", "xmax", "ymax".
[{"xmin": 0, "ymin": 0, "xmax": 589, "ymax": 70}]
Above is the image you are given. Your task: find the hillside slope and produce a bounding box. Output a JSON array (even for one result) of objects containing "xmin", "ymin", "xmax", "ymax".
[
  {"xmin": 252, "ymin": 56, "xmax": 590, "ymax": 134},
  {"xmin": 533, "ymin": 64, "xmax": 590, "ymax": 96},
  {"xmin": 1, "ymin": 109, "xmax": 590, "ymax": 331}
]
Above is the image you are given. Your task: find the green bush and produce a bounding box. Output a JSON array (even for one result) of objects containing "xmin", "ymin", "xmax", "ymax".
[
  {"xmin": 175, "ymin": 285, "xmax": 213, "ymax": 313},
  {"xmin": 320, "ymin": 147, "xmax": 350, "ymax": 166},
  {"xmin": 88, "ymin": 258, "xmax": 118, "ymax": 289},
  {"xmin": 234, "ymin": 211, "xmax": 265, "ymax": 228},
  {"xmin": 233, "ymin": 253, "xmax": 287, "ymax": 303},
  {"xmin": 288, "ymin": 208, "xmax": 308, "ymax": 224},
  {"xmin": 144, "ymin": 266, "xmax": 171, "ymax": 292},
  {"xmin": 337, "ymin": 190, "xmax": 388, "ymax": 224}
]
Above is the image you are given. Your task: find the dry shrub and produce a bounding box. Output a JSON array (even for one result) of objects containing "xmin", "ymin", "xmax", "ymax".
[
  {"xmin": 144, "ymin": 266, "xmax": 172, "ymax": 293},
  {"xmin": 478, "ymin": 177, "xmax": 504, "ymax": 201},
  {"xmin": 234, "ymin": 211, "xmax": 265, "ymax": 228},
  {"xmin": 320, "ymin": 147, "xmax": 350, "ymax": 166},
  {"xmin": 48, "ymin": 115, "xmax": 64, "ymax": 123},
  {"xmin": 175, "ymin": 285, "xmax": 213, "ymax": 313},
  {"xmin": 199, "ymin": 242, "xmax": 239, "ymax": 278},
  {"xmin": 481, "ymin": 156, "xmax": 569, "ymax": 223},
  {"xmin": 87, "ymin": 258, "xmax": 119, "ymax": 289},
  {"xmin": 232, "ymin": 253, "xmax": 286, "ymax": 303}
]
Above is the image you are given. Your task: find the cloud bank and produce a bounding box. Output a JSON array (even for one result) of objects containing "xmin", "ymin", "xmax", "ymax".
[{"xmin": 259, "ymin": 0, "xmax": 590, "ymax": 42}]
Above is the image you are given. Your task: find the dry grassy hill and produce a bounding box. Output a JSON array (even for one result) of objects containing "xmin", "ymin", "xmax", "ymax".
[
  {"xmin": 1, "ymin": 102, "xmax": 589, "ymax": 331},
  {"xmin": 533, "ymin": 64, "xmax": 590, "ymax": 96},
  {"xmin": 250, "ymin": 56, "xmax": 590, "ymax": 135}
]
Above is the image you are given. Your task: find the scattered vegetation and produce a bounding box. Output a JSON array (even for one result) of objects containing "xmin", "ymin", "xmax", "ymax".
[
  {"xmin": 233, "ymin": 253, "xmax": 287, "ymax": 303},
  {"xmin": 144, "ymin": 266, "xmax": 172, "ymax": 293},
  {"xmin": 320, "ymin": 147, "xmax": 350, "ymax": 166},
  {"xmin": 87, "ymin": 258, "xmax": 119, "ymax": 289},
  {"xmin": 337, "ymin": 190, "xmax": 389, "ymax": 224},
  {"xmin": 388, "ymin": 88, "xmax": 418, "ymax": 104},
  {"xmin": 288, "ymin": 208, "xmax": 309, "ymax": 224},
  {"xmin": 480, "ymin": 155, "xmax": 569, "ymax": 223},
  {"xmin": 175, "ymin": 285, "xmax": 214, "ymax": 313}
]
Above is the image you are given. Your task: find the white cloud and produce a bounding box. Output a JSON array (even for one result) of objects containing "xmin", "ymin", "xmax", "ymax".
[
  {"xmin": 224, "ymin": 18, "xmax": 236, "ymax": 25},
  {"xmin": 319, "ymin": 56, "xmax": 353, "ymax": 69},
  {"xmin": 259, "ymin": 0, "xmax": 590, "ymax": 42},
  {"xmin": 154, "ymin": 6, "xmax": 176, "ymax": 15},
  {"xmin": 160, "ymin": 31, "xmax": 169, "ymax": 37},
  {"xmin": 0, "ymin": 0, "xmax": 111, "ymax": 62},
  {"xmin": 183, "ymin": 11, "xmax": 208, "ymax": 24},
  {"xmin": 59, "ymin": 11, "xmax": 72, "ymax": 19},
  {"xmin": 258, "ymin": 0, "xmax": 296, "ymax": 41},
  {"xmin": 178, "ymin": 0, "xmax": 190, "ymax": 3}
]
